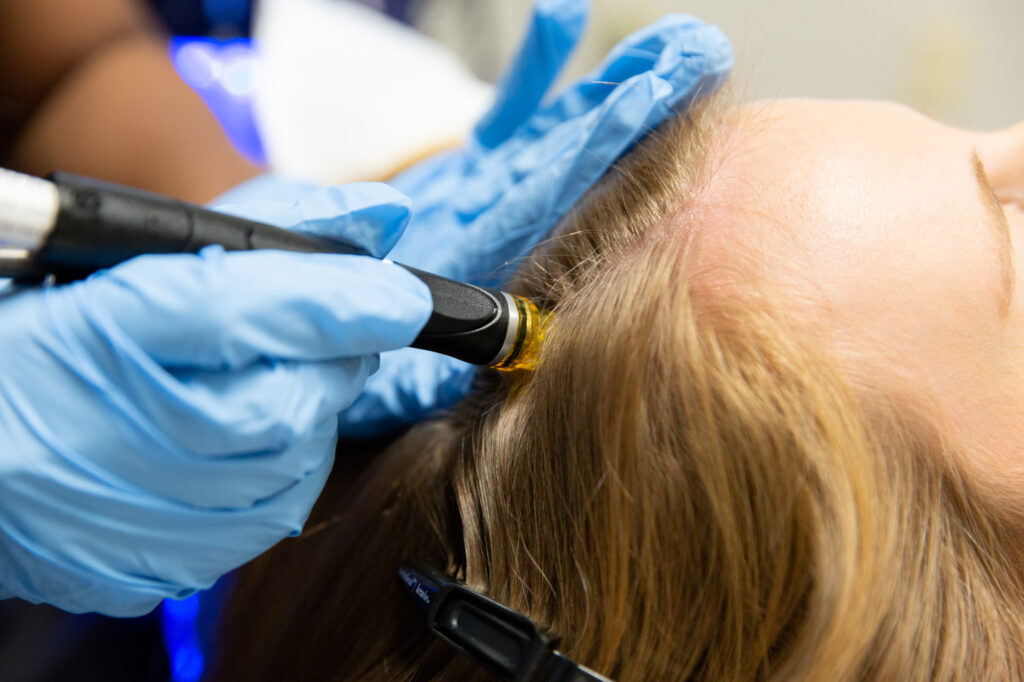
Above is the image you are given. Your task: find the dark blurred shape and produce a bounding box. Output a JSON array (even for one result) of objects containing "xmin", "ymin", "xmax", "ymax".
[
  {"xmin": 377, "ymin": 0, "xmax": 420, "ymax": 23},
  {"xmin": 145, "ymin": 0, "xmax": 423, "ymax": 36},
  {"xmin": 161, "ymin": 575, "xmax": 236, "ymax": 682},
  {"xmin": 203, "ymin": 0, "xmax": 252, "ymax": 31},
  {"xmin": 145, "ymin": 0, "xmax": 253, "ymax": 36},
  {"xmin": 0, "ymin": 600, "xmax": 169, "ymax": 682}
]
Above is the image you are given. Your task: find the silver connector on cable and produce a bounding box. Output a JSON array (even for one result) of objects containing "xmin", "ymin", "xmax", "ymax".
[{"xmin": 0, "ymin": 167, "xmax": 59, "ymax": 251}]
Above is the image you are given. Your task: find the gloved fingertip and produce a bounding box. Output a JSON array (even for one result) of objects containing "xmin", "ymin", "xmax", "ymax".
[
  {"xmin": 337, "ymin": 351, "xmax": 474, "ymax": 439},
  {"xmin": 293, "ymin": 257, "xmax": 432, "ymax": 354},
  {"xmin": 197, "ymin": 243, "xmax": 228, "ymax": 260},
  {"xmin": 297, "ymin": 183, "xmax": 412, "ymax": 258},
  {"xmin": 473, "ymin": 0, "xmax": 590, "ymax": 149},
  {"xmin": 208, "ymin": 173, "xmax": 321, "ymax": 209},
  {"xmin": 534, "ymin": 0, "xmax": 589, "ymax": 38},
  {"xmin": 702, "ymin": 24, "xmax": 735, "ymax": 73},
  {"xmin": 170, "ymin": 586, "xmax": 199, "ymax": 601},
  {"xmin": 319, "ymin": 182, "xmax": 411, "ymax": 215}
]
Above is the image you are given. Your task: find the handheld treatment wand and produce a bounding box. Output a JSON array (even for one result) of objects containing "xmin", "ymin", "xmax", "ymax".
[{"xmin": 0, "ymin": 167, "xmax": 543, "ymax": 370}]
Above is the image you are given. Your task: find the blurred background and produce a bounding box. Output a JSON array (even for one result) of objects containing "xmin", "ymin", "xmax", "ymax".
[
  {"xmin": 157, "ymin": 0, "xmax": 1024, "ymax": 183},
  {"xmin": 159, "ymin": 0, "xmax": 1024, "ymax": 129},
  {"xmin": 155, "ymin": 0, "xmax": 1024, "ymax": 127},
  {"xmin": 415, "ymin": 0, "xmax": 1024, "ymax": 131}
]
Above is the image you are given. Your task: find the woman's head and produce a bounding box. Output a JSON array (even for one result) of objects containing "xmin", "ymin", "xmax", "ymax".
[
  {"xmin": 695, "ymin": 99, "xmax": 1024, "ymax": 508},
  {"xmin": 213, "ymin": 95, "xmax": 1024, "ymax": 680},
  {"xmin": 442, "ymin": 95, "xmax": 1024, "ymax": 678}
]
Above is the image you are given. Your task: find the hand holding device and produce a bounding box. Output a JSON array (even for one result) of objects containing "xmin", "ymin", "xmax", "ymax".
[
  {"xmin": 199, "ymin": 3, "xmax": 734, "ymax": 438},
  {"xmin": 344, "ymin": 6, "xmax": 734, "ymax": 436},
  {"xmin": 0, "ymin": 183, "xmax": 430, "ymax": 616}
]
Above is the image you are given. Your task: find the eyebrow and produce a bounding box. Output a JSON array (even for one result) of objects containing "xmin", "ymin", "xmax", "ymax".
[{"xmin": 972, "ymin": 151, "xmax": 1016, "ymax": 315}]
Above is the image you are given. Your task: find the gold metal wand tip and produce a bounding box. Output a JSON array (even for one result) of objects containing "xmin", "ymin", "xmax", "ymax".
[{"xmin": 491, "ymin": 296, "xmax": 550, "ymax": 372}]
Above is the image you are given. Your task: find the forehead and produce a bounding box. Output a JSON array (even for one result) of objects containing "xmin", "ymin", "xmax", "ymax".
[
  {"xmin": 709, "ymin": 99, "xmax": 973, "ymax": 229},
  {"xmin": 737, "ymin": 99, "xmax": 952, "ymax": 155},
  {"xmin": 697, "ymin": 99, "xmax": 982, "ymax": 286},
  {"xmin": 688, "ymin": 99, "xmax": 1024, "ymax": 488},
  {"xmin": 687, "ymin": 97, "xmax": 1008, "ymax": 365}
]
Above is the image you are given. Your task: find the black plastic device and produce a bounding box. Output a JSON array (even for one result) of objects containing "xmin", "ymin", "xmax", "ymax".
[
  {"xmin": 399, "ymin": 563, "xmax": 612, "ymax": 682},
  {"xmin": 23, "ymin": 172, "xmax": 518, "ymax": 367}
]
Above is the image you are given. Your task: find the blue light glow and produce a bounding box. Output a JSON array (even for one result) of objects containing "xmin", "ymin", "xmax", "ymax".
[
  {"xmin": 162, "ymin": 593, "xmax": 205, "ymax": 682},
  {"xmin": 172, "ymin": 647, "xmax": 206, "ymax": 682},
  {"xmin": 170, "ymin": 37, "xmax": 266, "ymax": 164}
]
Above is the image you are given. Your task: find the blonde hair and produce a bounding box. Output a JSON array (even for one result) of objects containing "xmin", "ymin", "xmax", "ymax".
[{"xmin": 213, "ymin": 94, "xmax": 1024, "ymax": 681}]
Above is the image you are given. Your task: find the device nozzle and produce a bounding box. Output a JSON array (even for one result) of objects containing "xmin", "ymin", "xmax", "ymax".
[{"xmin": 490, "ymin": 296, "xmax": 549, "ymax": 372}]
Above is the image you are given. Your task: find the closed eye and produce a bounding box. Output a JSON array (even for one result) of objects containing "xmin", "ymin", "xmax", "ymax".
[{"xmin": 973, "ymin": 152, "xmax": 1016, "ymax": 315}]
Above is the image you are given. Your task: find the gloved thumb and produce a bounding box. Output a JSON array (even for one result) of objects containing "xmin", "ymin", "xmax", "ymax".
[
  {"xmin": 213, "ymin": 181, "xmax": 412, "ymax": 258},
  {"xmin": 339, "ymin": 349, "xmax": 474, "ymax": 438},
  {"xmin": 473, "ymin": 0, "xmax": 590, "ymax": 148}
]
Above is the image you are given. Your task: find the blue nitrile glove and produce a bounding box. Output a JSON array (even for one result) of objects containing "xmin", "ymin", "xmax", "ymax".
[
  {"xmin": 341, "ymin": 8, "xmax": 733, "ymax": 436},
  {"xmin": 0, "ymin": 183, "xmax": 431, "ymax": 617},
  {"xmin": 213, "ymin": 4, "xmax": 732, "ymax": 437}
]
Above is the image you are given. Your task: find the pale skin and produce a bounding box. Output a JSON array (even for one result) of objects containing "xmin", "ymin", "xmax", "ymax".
[{"xmin": 698, "ymin": 99, "xmax": 1024, "ymax": 500}]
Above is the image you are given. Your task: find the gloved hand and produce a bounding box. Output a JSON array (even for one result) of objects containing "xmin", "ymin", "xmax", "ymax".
[
  {"xmin": 0, "ymin": 183, "xmax": 431, "ymax": 617},
  {"xmin": 214, "ymin": 2, "xmax": 733, "ymax": 438},
  {"xmin": 342, "ymin": 5, "xmax": 733, "ymax": 436}
]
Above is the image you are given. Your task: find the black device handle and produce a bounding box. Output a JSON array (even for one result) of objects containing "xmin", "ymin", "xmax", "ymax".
[
  {"xmin": 399, "ymin": 563, "xmax": 611, "ymax": 682},
  {"xmin": 403, "ymin": 267, "xmax": 511, "ymax": 365},
  {"xmin": 37, "ymin": 172, "xmax": 512, "ymax": 366},
  {"xmin": 46, "ymin": 171, "xmax": 365, "ymax": 270}
]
